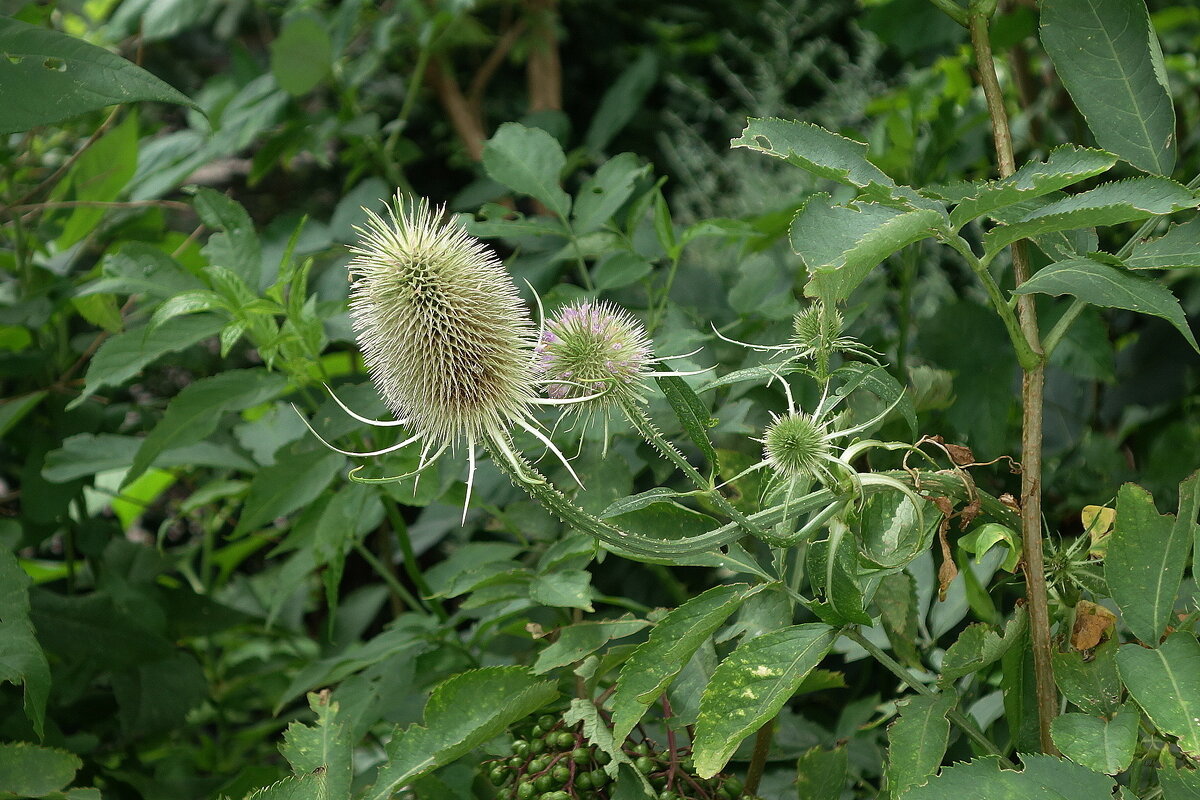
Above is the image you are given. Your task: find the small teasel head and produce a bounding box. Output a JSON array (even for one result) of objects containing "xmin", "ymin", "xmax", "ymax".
[
  {"xmin": 347, "ymin": 194, "xmax": 536, "ymax": 450},
  {"xmin": 761, "ymin": 411, "xmax": 835, "ymax": 484},
  {"xmin": 534, "ymin": 300, "xmax": 653, "ymax": 409}
]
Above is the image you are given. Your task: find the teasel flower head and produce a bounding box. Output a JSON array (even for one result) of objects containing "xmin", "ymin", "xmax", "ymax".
[
  {"xmin": 534, "ymin": 301, "xmax": 654, "ymax": 408},
  {"xmin": 296, "ymin": 194, "xmax": 586, "ymax": 520},
  {"xmin": 761, "ymin": 411, "xmax": 836, "ymax": 483}
]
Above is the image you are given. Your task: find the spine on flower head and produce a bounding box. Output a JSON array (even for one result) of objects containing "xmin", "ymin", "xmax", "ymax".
[{"xmin": 533, "ymin": 300, "xmax": 653, "ymax": 409}]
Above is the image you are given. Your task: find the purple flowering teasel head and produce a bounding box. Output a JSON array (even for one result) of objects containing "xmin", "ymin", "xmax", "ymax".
[{"xmin": 534, "ymin": 301, "xmax": 654, "ymax": 408}]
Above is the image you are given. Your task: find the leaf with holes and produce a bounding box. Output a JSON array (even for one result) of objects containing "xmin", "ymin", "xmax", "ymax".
[
  {"xmin": 693, "ymin": 623, "xmax": 836, "ymax": 778},
  {"xmin": 731, "ymin": 117, "xmax": 895, "ymax": 189},
  {"xmin": 0, "ymin": 16, "xmax": 197, "ymax": 134},
  {"xmin": 905, "ymin": 753, "xmax": 1116, "ymax": 799}
]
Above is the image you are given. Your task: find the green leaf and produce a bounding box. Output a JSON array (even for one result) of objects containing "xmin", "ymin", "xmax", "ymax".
[
  {"xmin": 43, "ymin": 433, "xmax": 254, "ymax": 482},
  {"xmin": 533, "ymin": 616, "xmax": 650, "ymax": 674},
  {"xmin": 790, "ymin": 194, "xmax": 941, "ymax": 302},
  {"xmin": 1159, "ymin": 765, "xmax": 1200, "ymax": 800},
  {"xmin": 959, "ymin": 523, "xmax": 1022, "ymax": 573},
  {"xmin": 0, "ymin": 549, "xmax": 50, "ymax": 738},
  {"xmin": 1050, "ymin": 707, "xmax": 1138, "ymax": 775},
  {"xmin": 854, "ymin": 485, "xmax": 933, "ymax": 569},
  {"xmin": 875, "ymin": 571, "xmax": 923, "ymax": 670},
  {"xmin": 795, "ymin": 745, "xmax": 849, "ymax": 800},
  {"xmin": 584, "ymin": 50, "xmax": 656, "ymax": 153},
  {"xmin": 0, "ymin": 391, "xmax": 46, "ymax": 440},
  {"xmin": 365, "ymin": 667, "xmax": 557, "ymax": 800},
  {"xmin": 573, "ymin": 153, "xmax": 649, "ymax": 235},
  {"xmin": 193, "ymin": 188, "xmax": 262, "ymax": 287},
  {"xmin": 279, "ymin": 692, "xmax": 351, "ymax": 795},
  {"xmin": 562, "ymin": 697, "xmax": 636, "ymax": 778},
  {"xmin": 938, "ymin": 607, "xmax": 1027, "ymax": 684},
  {"xmin": 0, "ymin": 741, "xmax": 80, "ymax": 797},
  {"xmin": 124, "ymin": 369, "xmax": 288, "ymax": 487},
  {"xmin": 232, "ymin": 445, "xmax": 345, "ymax": 537},
  {"xmin": 1126, "ymin": 216, "xmax": 1200, "ymax": 269},
  {"xmin": 1175, "ymin": 470, "xmax": 1200, "ymax": 584},
  {"xmin": 73, "ymin": 315, "xmax": 225, "ymax": 407},
  {"xmin": 692, "ymin": 623, "xmax": 836, "ymax": 778},
  {"xmin": 482, "ymin": 123, "xmax": 571, "ymax": 218},
  {"xmin": 887, "ymin": 692, "xmax": 955, "ymax": 797},
  {"xmin": 654, "ymin": 376, "xmax": 719, "ymax": 478},
  {"xmin": 0, "ymin": 16, "xmax": 196, "ymax": 134},
  {"xmin": 1052, "ymin": 638, "xmax": 1123, "ymax": 716},
  {"xmin": 807, "ymin": 520, "xmax": 870, "ymax": 625},
  {"xmin": 1105, "ymin": 482, "xmax": 1193, "ymax": 644},
  {"xmin": 731, "ymin": 117, "xmax": 895, "ymax": 189},
  {"xmin": 56, "ymin": 114, "xmax": 139, "ymax": 249},
  {"xmin": 905, "ymin": 754, "xmax": 1116, "ymax": 799},
  {"xmin": 948, "ymin": 146, "xmax": 1118, "ymax": 230},
  {"xmin": 1040, "ymin": 0, "xmax": 1175, "ymax": 175},
  {"xmin": 529, "ymin": 569, "xmax": 594, "ymax": 612},
  {"xmin": 243, "ymin": 774, "xmax": 324, "ymax": 800},
  {"xmin": 148, "ymin": 290, "xmax": 231, "ymax": 331},
  {"xmin": 982, "ymin": 178, "xmax": 1198, "ymax": 254},
  {"xmin": 112, "ymin": 651, "xmax": 209, "ymax": 738},
  {"xmin": 1002, "ymin": 623, "xmax": 1041, "ymax": 754},
  {"xmin": 593, "ymin": 251, "xmax": 653, "ymax": 291},
  {"xmin": 835, "ymin": 362, "xmax": 918, "ymax": 438},
  {"xmin": 1116, "ymin": 632, "xmax": 1200, "ymax": 757},
  {"xmin": 598, "ymin": 488, "xmax": 687, "ymax": 518},
  {"xmin": 269, "ymin": 15, "xmax": 331, "ymax": 96},
  {"xmin": 1016, "ymin": 257, "xmax": 1199, "ymax": 352},
  {"xmin": 609, "ymin": 583, "xmax": 762, "ymax": 743}
]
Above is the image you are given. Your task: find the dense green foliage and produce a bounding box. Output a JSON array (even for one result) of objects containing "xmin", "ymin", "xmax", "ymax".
[{"xmin": 2, "ymin": 1, "xmax": 1199, "ymax": 799}]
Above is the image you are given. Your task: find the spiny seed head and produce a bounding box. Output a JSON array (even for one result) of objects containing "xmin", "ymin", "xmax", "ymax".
[
  {"xmin": 792, "ymin": 304, "xmax": 844, "ymax": 352},
  {"xmin": 534, "ymin": 301, "xmax": 652, "ymax": 407},
  {"xmin": 762, "ymin": 412, "xmax": 832, "ymax": 479},
  {"xmin": 347, "ymin": 195, "xmax": 535, "ymax": 448}
]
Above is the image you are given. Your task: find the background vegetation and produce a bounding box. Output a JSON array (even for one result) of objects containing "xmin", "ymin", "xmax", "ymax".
[{"xmin": 1, "ymin": 0, "xmax": 1199, "ymax": 798}]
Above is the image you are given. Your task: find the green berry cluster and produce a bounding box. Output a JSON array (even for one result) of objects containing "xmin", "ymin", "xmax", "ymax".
[{"xmin": 483, "ymin": 713, "xmax": 745, "ymax": 800}]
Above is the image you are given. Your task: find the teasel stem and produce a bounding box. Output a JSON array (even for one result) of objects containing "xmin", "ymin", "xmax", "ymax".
[{"xmin": 616, "ymin": 397, "xmax": 769, "ymax": 540}]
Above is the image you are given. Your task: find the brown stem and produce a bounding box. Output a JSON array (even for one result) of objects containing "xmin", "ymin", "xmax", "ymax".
[
  {"xmin": 743, "ymin": 716, "xmax": 775, "ymax": 796},
  {"xmin": 524, "ymin": 0, "xmax": 562, "ymax": 113},
  {"xmin": 468, "ymin": 20, "xmax": 527, "ymax": 109},
  {"xmin": 425, "ymin": 58, "xmax": 487, "ymax": 161},
  {"xmin": 969, "ymin": 9, "xmax": 1058, "ymax": 755}
]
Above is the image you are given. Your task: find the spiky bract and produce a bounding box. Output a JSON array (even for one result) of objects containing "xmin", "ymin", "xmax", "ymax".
[
  {"xmin": 347, "ymin": 195, "xmax": 536, "ymax": 449},
  {"xmin": 762, "ymin": 412, "xmax": 833, "ymax": 481},
  {"xmin": 535, "ymin": 301, "xmax": 653, "ymax": 408}
]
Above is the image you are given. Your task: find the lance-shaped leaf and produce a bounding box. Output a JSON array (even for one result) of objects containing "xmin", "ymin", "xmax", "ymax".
[
  {"xmin": 1041, "ymin": 0, "xmax": 1175, "ymax": 175},
  {"xmin": 1104, "ymin": 481, "xmax": 1194, "ymax": 644},
  {"xmin": 731, "ymin": 117, "xmax": 895, "ymax": 189},
  {"xmin": 886, "ymin": 692, "xmax": 955, "ymax": 796},
  {"xmin": 365, "ymin": 667, "xmax": 557, "ymax": 800},
  {"xmin": 1050, "ymin": 707, "xmax": 1138, "ymax": 775},
  {"xmin": 609, "ymin": 583, "xmax": 762, "ymax": 743},
  {"xmin": 534, "ymin": 616, "xmax": 650, "ymax": 674},
  {"xmin": 905, "ymin": 754, "xmax": 1117, "ymax": 799},
  {"xmin": 1014, "ymin": 257, "xmax": 1199, "ymax": 353},
  {"xmin": 692, "ymin": 623, "xmax": 836, "ymax": 778},
  {"xmin": 0, "ymin": 16, "xmax": 197, "ymax": 134},
  {"xmin": 948, "ymin": 146, "xmax": 1117, "ymax": 230},
  {"xmin": 655, "ymin": 375, "xmax": 719, "ymax": 478},
  {"xmin": 982, "ymin": 177, "xmax": 1198, "ymax": 255},
  {"xmin": 791, "ymin": 194, "xmax": 941, "ymax": 302},
  {"xmin": 1126, "ymin": 216, "xmax": 1200, "ymax": 270},
  {"xmin": 1116, "ymin": 633, "xmax": 1200, "ymax": 758}
]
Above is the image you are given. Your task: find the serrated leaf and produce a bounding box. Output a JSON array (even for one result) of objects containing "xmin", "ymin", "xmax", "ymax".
[
  {"xmin": 609, "ymin": 583, "xmax": 762, "ymax": 743},
  {"xmin": 148, "ymin": 290, "xmax": 230, "ymax": 331},
  {"xmin": 279, "ymin": 692, "xmax": 351, "ymax": 796},
  {"xmin": 1052, "ymin": 639, "xmax": 1122, "ymax": 716},
  {"xmin": 905, "ymin": 753, "xmax": 1116, "ymax": 799},
  {"xmin": 692, "ymin": 623, "xmax": 836, "ymax": 778},
  {"xmin": 0, "ymin": 16, "xmax": 196, "ymax": 134},
  {"xmin": 563, "ymin": 697, "xmax": 636, "ymax": 779},
  {"xmin": 938, "ymin": 607, "xmax": 1027, "ymax": 684},
  {"xmin": 242, "ymin": 774, "xmax": 324, "ymax": 800},
  {"xmin": 1126, "ymin": 216, "xmax": 1200, "ymax": 269},
  {"xmin": 593, "ymin": 251, "xmax": 653, "ymax": 291},
  {"xmin": 365, "ymin": 667, "xmax": 557, "ymax": 800},
  {"xmin": 1050, "ymin": 707, "xmax": 1138, "ymax": 775},
  {"xmin": 1014, "ymin": 257, "xmax": 1199, "ymax": 352},
  {"xmin": 731, "ymin": 117, "xmax": 895, "ymax": 189},
  {"xmin": 1116, "ymin": 633, "xmax": 1200, "ymax": 757},
  {"xmin": 1105, "ymin": 482, "xmax": 1192, "ymax": 644},
  {"xmin": 193, "ymin": 188, "xmax": 262, "ymax": 287},
  {"xmin": 529, "ymin": 569, "xmax": 594, "ymax": 611},
  {"xmin": 0, "ymin": 550, "xmax": 50, "ymax": 738},
  {"xmin": 482, "ymin": 123, "xmax": 571, "ymax": 218},
  {"xmin": 790, "ymin": 194, "xmax": 941, "ymax": 302},
  {"xmin": 73, "ymin": 315, "xmax": 225, "ymax": 407},
  {"xmin": 124, "ymin": 369, "xmax": 289, "ymax": 486},
  {"xmin": 983, "ymin": 177, "xmax": 1198, "ymax": 254},
  {"xmin": 0, "ymin": 741, "xmax": 80, "ymax": 797},
  {"xmin": 533, "ymin": 616, "xmax": 649, "ymax": 674},
  {"xmin": 886, "ymin": 692, "xmax": 955, "ymax": 796},
  {"xmin": 949, "ymin": 146, "xmax": 1118, "ymax": 229},
  {"xmin": 654, "ymin": 376, "xmax": 718, "ymax": 478},
  {"xmin": 1002, "ymin": 623, "xmax": 1041, "ymax": 754},
  {"xmin": 1040, "ymin": 0, "xmax": 1175, "ymax": 175}
]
